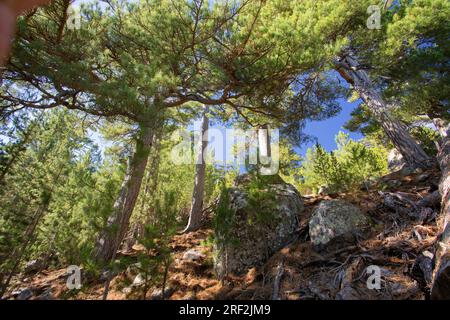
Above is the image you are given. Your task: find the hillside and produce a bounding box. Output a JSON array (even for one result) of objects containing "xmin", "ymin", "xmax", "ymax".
[{"xmin": 4, "ymin": 166, "xmax": 442, "ymax": 300}]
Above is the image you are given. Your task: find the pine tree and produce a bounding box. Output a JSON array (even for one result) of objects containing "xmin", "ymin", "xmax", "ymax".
[
  {"xmin": 0, "ymin": 109, "xmax": 103, "ymax": 296},
  {"xmin": 184, "ymin": 108, "xmax": 209, "ymax": 232}
]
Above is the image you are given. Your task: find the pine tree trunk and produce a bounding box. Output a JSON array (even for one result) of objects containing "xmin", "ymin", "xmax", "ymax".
[
  {"xmin": 93, "ymin": 125, "xmax": 153, "ymax": 265},
  {"xmin": 335, "ymin": 52, "xmax": 432, "ymax": 169},
  {"xmin": 258, "ymin": 124, "xmax": 277, "ymax": 175},
  {"xmin": 184, "ymin": 110, "xmax": 209, "ymax": 233},
  {"xmin": 143, "ymin": 134, "xmax": 161, "ymax": 225},
  {"xmin": 122, "ymin": 134, "xmax": 161, "ymax": 252},
  {"xmin": 258, "ymin": 124, "xmax": 271, "ymax": 164},
  {"xmin": 431, "ymin": 132, "xmax": 450, "ymax": 299}
]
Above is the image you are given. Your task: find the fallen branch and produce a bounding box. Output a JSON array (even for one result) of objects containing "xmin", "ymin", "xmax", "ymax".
[{"xmin": 379, "ymin": 191, "xmax": 435, "ymax": 221}]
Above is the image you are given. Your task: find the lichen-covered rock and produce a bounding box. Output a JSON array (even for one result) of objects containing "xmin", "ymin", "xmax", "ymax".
[
  {"xmin": 309, "ymin": 200, "xmax": 370, "ymax": 246},
  {"xmin": 214, "ymin": 175, "xmax": 303, "ymax": 278}
]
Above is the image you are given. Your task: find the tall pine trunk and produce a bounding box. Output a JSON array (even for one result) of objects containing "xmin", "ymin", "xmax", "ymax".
[
  {"xmin": 258, "ymin": 124, "xmax": 271, "ymax": 164},
  {"xmin": 93, "ymin": 125, "xmax": 153, "ymax": 265},
  {"xmin": 184, "ymin": 110, "xmax": 209, "ymax": 233},
  {"xmin": 335, "ymin": 52, "xmax": 432, "ymax": 169},
  {"xmin": 123, "ymin": 134, "xmax": 161, "ymax": 252},
  {"xmin": 431, "ymin": 131, "xmax": 450, "ymax": 299},
  {"xmin": 258, "ymin": 124, "xmax": 276, "ymax": 175}
]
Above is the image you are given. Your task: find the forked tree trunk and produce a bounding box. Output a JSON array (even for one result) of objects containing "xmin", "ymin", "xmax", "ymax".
[
  {"xmin": 93, "ymin": 125, "xmax": 153, "ymax": 265},
  {"xmin": 335, "ymin": 52, "xmax": 432, "ymax": 169},
  {"xmin": 431, "ymin": 131, "xmax": 450, "ymax": 299},
  {"xmin": 184, "ymin": 110, "xmax": 209, "ymax": 233}
]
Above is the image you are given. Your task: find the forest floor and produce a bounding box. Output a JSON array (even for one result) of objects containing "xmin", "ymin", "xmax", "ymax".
[{"xmin": 5, "ymin": 167, "xmax": 442, "ymax": 300}]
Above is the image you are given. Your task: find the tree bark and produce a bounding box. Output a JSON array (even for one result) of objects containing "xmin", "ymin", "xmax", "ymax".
[
  {"xmin": 143, "ymin": 134, "xmax": 161, "ymax": 225},
  {"xmin": 431, "ymin": 132, "xmax": 450, "ymax": 299},
  {"xmin": 184, "ymin": 110, "xmax": 209, "ymax": 233},
  {"xmin": 93, "ymin": 125, "xmax": 153, "ymax": 265},
  {"xmin": 335, "ymin": 52, "xmax": 432, "ymax": 169},
  {"xmin": 258, "ymin": 124, "xmax": 271, "ymax": 164},
  {"xmin": 122, "ymin": 134, "xmax": 161, "ymax": 252}
]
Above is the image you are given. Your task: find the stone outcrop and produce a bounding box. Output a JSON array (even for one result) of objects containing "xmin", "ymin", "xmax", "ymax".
[
  {"xmin": 214, "ymin": 175, "xmax": 303, "ymax": 278},
  {"xmin": 309, "ymin": 199, "xmax": 370, "ymax": 246}
]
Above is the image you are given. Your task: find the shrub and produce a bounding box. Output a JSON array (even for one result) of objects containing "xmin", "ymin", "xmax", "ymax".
[{"xmin": 299, "ymin": 132, "xmax": 388, "ymax": 193}]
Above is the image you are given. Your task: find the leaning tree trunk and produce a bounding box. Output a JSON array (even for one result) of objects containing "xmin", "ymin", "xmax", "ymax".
[
  {"xmin": 335, "ymin": 52, "xmax": 432, "ymax": 169},
  {"xmin": 431, "ymin": 131, "xmax": 450, "ymax": 299},
  {"xmin": 93, "ymin": 125, "xmax": 153, "ymax": 265},
  {"xmin": 122, "ymin": 134, "xmax": 161, "ymax": 252},
  {"xmin": 184, "ymin": 109, "xmax": 209, "ymax": 233}
]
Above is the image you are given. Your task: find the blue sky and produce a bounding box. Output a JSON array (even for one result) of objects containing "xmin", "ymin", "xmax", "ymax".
[
  {"xmin": 297, "ymin": 99, "xmax": 363, "ymax": 155},
  {"xmin": 189, "ymin": 98, "xmax": 363, "ymax": 162}
]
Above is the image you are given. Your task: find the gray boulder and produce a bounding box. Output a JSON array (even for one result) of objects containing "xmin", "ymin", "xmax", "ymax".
[
  {"xmin": 309, "ymin": 200, "xmax": 370, "ymax": 246},
  {"xmin": 214, "ymin": 175, "xmax": 303, "ymax": 278}
]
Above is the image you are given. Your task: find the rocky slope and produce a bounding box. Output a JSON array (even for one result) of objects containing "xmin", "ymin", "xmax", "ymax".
[{"xmin": 3, "ymin": 167, "xmax": 442, "ymax": 300}]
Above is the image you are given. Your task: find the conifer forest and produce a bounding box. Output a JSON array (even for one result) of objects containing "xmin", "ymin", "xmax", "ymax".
[{"xmin": 0, "ymin": 0, "xmax": 449, "ymax": 306}]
